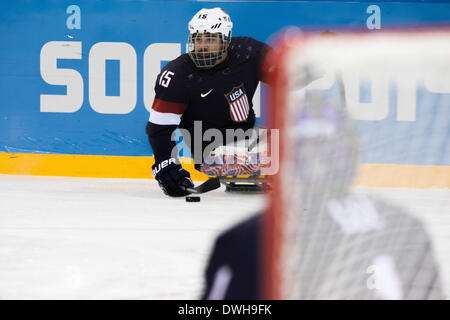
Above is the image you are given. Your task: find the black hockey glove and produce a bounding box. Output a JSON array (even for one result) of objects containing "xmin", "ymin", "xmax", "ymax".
[{"xmin": 152, "ymin": 158, "xmax": 194, "ymax": 197}]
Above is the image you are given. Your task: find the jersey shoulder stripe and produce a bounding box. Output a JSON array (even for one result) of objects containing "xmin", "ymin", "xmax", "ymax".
[
  {"xmin": 149, "ymin": 110, "xmax": 181, "ymax": 126},
  {"xmin": 152, "ymin": 98, "xmax": 187, "ymax": 115}
]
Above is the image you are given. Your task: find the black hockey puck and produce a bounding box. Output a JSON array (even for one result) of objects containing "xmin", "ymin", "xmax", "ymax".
[{"xmin": 186, "ymin": 196, "xmax": 201, "ymax": 202}]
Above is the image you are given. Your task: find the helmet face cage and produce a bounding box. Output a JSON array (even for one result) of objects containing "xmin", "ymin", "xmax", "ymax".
[
  {"xmin": 188, "ymin": 32, "xmax": 230, "ymax": 69},
  {"xmin": 187, "ymin": 8, "xmax": 233, "ymax": 69}
]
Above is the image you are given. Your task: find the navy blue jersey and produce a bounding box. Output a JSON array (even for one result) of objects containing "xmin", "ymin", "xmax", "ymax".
[
  {"xmin": 202, "ymin": 213, "xmax": 261, "ymax": 300},
  {"xmin": 146, "ymin": 37, "xmax": 273, "ymax": 166}
]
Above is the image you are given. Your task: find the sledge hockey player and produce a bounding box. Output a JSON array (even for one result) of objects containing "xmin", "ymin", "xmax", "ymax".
[{"xmin": 146, "ymin": 7, "xmax": 275, "ymax": 197}]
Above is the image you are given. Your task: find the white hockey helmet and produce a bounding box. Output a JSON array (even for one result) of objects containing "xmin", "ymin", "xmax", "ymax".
[{"xmin": 187, "ymin": 8, "xmax": 233, "ymax": 68}]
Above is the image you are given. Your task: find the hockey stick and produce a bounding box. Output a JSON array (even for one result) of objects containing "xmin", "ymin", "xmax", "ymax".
[{"xmin": 180, "ymin": 177, "xmax": 221, "ymax": 194}]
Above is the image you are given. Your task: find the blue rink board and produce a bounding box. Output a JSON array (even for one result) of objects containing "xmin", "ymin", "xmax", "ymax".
[{"xmin": 0, "ymin": 0, "xmax": 449, "ymax": 165}]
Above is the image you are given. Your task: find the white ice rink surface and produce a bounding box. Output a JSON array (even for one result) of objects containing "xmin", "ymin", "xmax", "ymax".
[{"xmin": 0, "ymin": 174, "xmax": 449, "ymax": 299}]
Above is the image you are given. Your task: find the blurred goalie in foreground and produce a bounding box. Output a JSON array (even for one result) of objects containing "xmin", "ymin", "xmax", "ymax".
[
  {"xmin": 146, "ymin": 7, "xmax": 276, "ymax": 197},
  {"xmin": 201, "ymin": 52, "xmax": 444, "ymax": 299}
]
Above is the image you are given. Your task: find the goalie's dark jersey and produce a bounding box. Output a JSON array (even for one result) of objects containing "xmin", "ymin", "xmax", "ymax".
[
  {"xmin": 146, "ymin": 37, "xmax": 273, "ymax": 166},
  {"xmin": 201, "ymin": 194, "xmax": 444, "ymax": 300}
]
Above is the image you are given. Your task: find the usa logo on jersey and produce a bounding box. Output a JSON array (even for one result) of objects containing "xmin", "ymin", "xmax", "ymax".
[{"xmin": 225, "ymin": 84, "xmax": 250, "ymax": 122}]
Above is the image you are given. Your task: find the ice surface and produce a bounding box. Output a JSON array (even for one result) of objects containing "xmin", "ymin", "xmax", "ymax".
[
  {"xmin": 0, "ymin": 175, "xmax": 265, "ymax": 299},
  {"xmin": 0, "ymin": 174, "xmax": 448, "ymax": 299}
]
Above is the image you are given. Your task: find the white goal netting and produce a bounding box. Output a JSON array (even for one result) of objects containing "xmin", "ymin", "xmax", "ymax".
[{"xmin": 265, "ymin": 28, "xmax": 450, "ymax": 300}]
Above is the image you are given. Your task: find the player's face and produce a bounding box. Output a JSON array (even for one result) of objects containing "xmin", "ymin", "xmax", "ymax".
[{"xmin": 194, "ymin": 33, "xmax": 223, "ymax": 58}]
